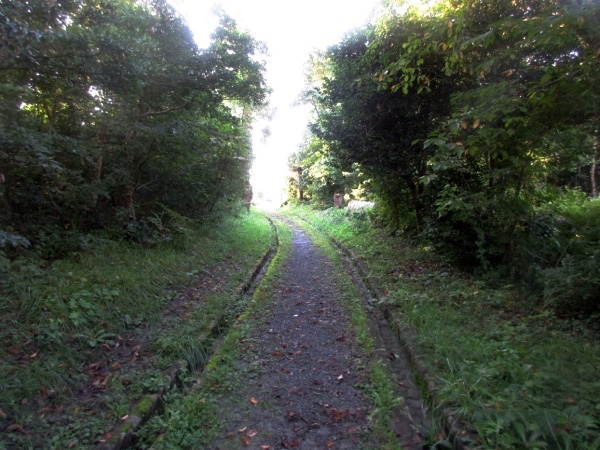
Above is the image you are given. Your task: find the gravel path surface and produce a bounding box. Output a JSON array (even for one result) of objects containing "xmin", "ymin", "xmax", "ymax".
[{"xmin": 208, "ymin": 223, "xmax": 375, "ymax": 449}]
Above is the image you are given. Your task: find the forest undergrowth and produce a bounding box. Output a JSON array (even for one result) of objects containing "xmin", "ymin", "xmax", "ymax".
[
  {"xmin": 0, "ymin": 211, "xmax": 272, "ymax": 449},
  {"xmin": 283, "ymin": 205, "xmax": 600, "ymax": 450}
]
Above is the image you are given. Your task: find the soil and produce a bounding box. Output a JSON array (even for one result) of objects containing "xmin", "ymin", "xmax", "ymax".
[{"xmin": 206, "ymin": 221, "xmax": 427, "ymax": 450}]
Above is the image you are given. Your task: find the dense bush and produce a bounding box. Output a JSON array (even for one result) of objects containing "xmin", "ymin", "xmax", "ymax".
[
  {"xmin": 292, "ymin": 0, "xmax": 600, "ymax": 315},
  {"xmin": 0, "ymin": 0, "xmax": 267, "ymax": 259}
]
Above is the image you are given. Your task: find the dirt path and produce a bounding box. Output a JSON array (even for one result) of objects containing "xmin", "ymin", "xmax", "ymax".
[
  {"xmin": 207, "ymin": 223, "xmax": 370, "ymax": 449},
  {"xmin": 205, "ymin": 220, "xmax": 425, "ymax": 449}
]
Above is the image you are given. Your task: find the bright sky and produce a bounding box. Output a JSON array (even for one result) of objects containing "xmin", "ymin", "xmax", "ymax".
[{"xmin": 169, "ymin": 0, "xmax": 382, "ymax": 207}]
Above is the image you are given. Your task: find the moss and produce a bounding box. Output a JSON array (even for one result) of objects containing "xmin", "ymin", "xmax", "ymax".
[
  {"xmin": 117, "ymin": 421, "xmax": 133, "ymax": 434},
  {"xmin": 132, "ymin": 395, "xmax": 157, "ymax": 417}
]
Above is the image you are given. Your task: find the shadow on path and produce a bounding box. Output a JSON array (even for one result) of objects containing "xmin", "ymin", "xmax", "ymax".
[{"xmin": 209, "ymin": 221, "xmax": 371, "ymax": 449}]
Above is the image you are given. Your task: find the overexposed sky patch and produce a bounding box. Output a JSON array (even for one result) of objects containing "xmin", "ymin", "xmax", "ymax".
[{"xmin": 169, "ymin": 0, "xmax": 382, "ymax": 206}]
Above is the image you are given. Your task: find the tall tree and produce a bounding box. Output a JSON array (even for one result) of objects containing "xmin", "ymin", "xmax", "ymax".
[
  {"xmin": 379, "ymin": 0, "xmax": 600, "ymax": 263},
  {"xmin": 0, "ymin": 0, "xmax": 267, "ymax": 255},
  {"xmin": 305, "ymin": 28, "xmax": 454, "ymax": 231}
]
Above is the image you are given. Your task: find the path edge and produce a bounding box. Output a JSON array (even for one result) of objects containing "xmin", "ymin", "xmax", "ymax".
[
  {"xmin": 93, "ymin": 214, "xmax": 279, "ymax": 450},
  {"xmin": 327, "ymin": 235, "xmax": 474, "ymax": 449}
]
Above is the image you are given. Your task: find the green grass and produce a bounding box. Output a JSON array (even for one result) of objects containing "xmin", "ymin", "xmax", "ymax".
[
  {"xmin": 138, "ymin": 218, "xmax": 293, "ymax": 448},
  {"xmin": 285, "ymin": 204, "xmax": 600, "ymax": 450},
  {"xmin": 0, "ymin": 211, "xmax": 273, "ymax": 449}
]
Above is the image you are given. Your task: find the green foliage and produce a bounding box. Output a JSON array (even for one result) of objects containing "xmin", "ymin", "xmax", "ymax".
[
  {"xmin": 301, "ymin": 26, "xmax": 454, "ymax": 230},
  {"xmin": 534, "ymin": 195, "xmax": 600, "ymax": 314},
  {"xmin": 297, "ymin": 0, "xmax": 600, "ymax": 316},
  {"xmin": 0, "ymin": 0, "xmax": 267, "ymax": 258},
  {"xmin": 395, "ymin": 0, "xmax": 600, "ymax": 269},
  {"xmin": 139, "ymin": 387, "xmax": 221, "ymax": 448},
  {"xmin": 287, "ymin": 137, "xmax": 370, "ymax": 206},
  {"xmin": 292, "ymin": 205, "xmax": 600, "ymax": 449}
]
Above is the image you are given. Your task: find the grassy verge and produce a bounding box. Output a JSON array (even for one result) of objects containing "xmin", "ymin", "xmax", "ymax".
[
  {"xmin": 0, "ymin": 211, "xmax": 272, "ymax": 449},
  {"xmin": 137, "ymin": 218, "xmax": 293, "ymax": 448},
  {"xmin": 284, "ymin": 205, "xmax": 600, "ymax": 450}
]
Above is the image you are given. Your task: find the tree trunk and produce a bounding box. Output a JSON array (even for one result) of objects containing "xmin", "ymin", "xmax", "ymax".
[
  {"xmin": 403, "ymin": 176, "xmax": 423, "ymax": 233},
  {"xmin": 123, "ymin": 185, "xmax": 136, "ymax": 220},
  {"xmin": 91, "ymin": 155, "xmax": 103, "ymax": 208},
  {"xmin": 91, "ymin": 126, "xmax": 106, "ymax": 208},
  {"xmin": 591, "ymin": 126, "xmax": 600, "ymax": 196},
  {"xmin": 295, "ymin": 167, "xmax": 304, "ymax": 201},
  {"xmin": 0, "ymin": 172, "xmax": 11, "ymax": 220},
  {"xmin": 592, "ymin": 157, "xmax": 598, "ymax": 197}
]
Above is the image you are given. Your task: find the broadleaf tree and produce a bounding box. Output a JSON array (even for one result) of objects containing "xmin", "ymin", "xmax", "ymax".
[{"xmin": 0, "ymin": 0, "xmax": 267, "ymax": 256}]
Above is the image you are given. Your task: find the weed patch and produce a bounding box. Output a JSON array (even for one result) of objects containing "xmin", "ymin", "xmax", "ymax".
[
  {"xmin": 287, "ymin": 205, "xmax": 600, "ymax": 449},
  {"xmin": 0, "ymin": 211, "xmax": 272, "ymax": 448}
]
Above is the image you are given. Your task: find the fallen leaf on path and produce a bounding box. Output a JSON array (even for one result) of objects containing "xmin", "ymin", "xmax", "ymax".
[
  {"xmin": 91, "ymin": 374, "xmax": 110, "ymax": 389},
  {"xmin": 250, "ymin": 397, "xmax": 259, "ymax": 405},
  {"xmin": 111, "ymin": 362, "xmax": 121, "ymax": 370},
  {"xmin": 241, "ymin": 435, "xmax": 251, "ymax": 446},
  {"xmin": 332, "ymin": 409, "xmax": 349, "ymax": 421},
  {"xmin": 260, "ymin": 446, "xmax": 272, "ymax": 450}
]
